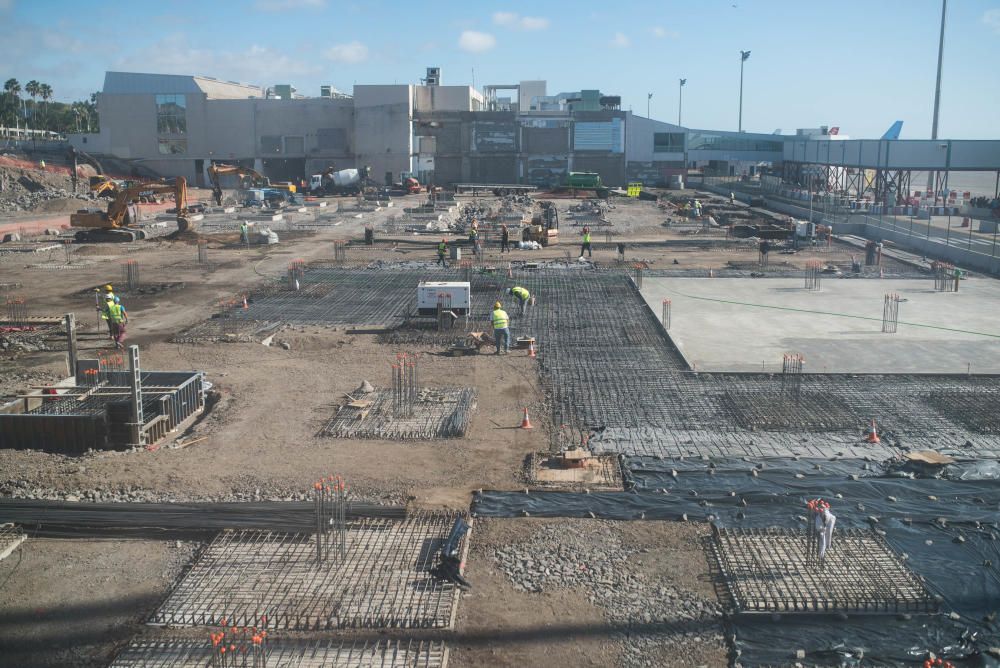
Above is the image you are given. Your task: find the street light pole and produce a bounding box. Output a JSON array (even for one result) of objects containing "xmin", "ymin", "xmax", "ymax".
[
  {"xmin": 928, "ymin": 0, "xmax": 947, "ymax": 196},
  {"xmin": 647, "ymin": 92, "xmax": 652, "ymax": 119},
  {"xmin": 678, "ymin": 78, "xmax": 686, "ymax": 125},
  {"xmin": 739, "ymin": 50, "xmax": 751, "ymax": 132}
]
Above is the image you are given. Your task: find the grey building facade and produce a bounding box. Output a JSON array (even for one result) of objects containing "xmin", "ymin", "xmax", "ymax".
[{"xmin": 71, "ymin": 71, "xmax": 791, "ymax": 188}]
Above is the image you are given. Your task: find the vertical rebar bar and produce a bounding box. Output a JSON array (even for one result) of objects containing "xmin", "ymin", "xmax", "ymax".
[
  {"xmin": 5, "ymin": 295, "xmax": 27, "ymax": 325},
  {"xmin": 198, "ymin": 240, "xmax": 209, "ymax": 265},
  {"xmin": 882, "ymin": 293, "xmax": 900, "ymax": 333}
]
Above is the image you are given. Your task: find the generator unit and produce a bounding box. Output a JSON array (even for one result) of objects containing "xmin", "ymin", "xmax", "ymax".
[{"xmin": 417, "ymin": 281, "xmax": 471, "ymax": 316}]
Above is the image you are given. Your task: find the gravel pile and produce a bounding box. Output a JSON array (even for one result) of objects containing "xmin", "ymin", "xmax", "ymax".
[{"xmin": 492, "ymin": 521, "xmax": 725, "ymax": 667}]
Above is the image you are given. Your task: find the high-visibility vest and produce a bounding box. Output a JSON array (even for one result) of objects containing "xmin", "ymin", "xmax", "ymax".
[
  {"xmin": 512, "ymin": 287, "xmax": 530, "ymax": 301},
  {"xmin": 101, "ymin": 298, "xmax": 114, "ymax": 320},
  {"xmin": 583, "ymin": 232, "xmax": 591, "ymax": 243},
  {"xmin": 492, "ymin": 308, "xmax": 509, "ymax": 329},
  {"xmin": 438, "ymin": 242, "xmax": 446, "ymax": 255},
  {"xmin": 106, "ymin": 302, "xmax": 124, "ymax": 324}
]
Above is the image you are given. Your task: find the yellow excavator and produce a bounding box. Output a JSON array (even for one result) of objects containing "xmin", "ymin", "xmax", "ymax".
[
  {"xmin": 70, "ymin": 177, "xmax": 192, "ymax": 242},
  {"xmin": 207, "ymin": 163, "xmax": 270, "ymax": 205}
]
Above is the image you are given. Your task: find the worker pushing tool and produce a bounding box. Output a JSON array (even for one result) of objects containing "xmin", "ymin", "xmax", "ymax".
[
  {"xmin": 437, "ymin": 238, "xmax": 448, "ymax": 267},
  {"xmin": 492, "ymin": 301, "xmax": 511, "ymax": 355},
  {"xmin": 507, "ymin": 286, "xmax": 531, "ymax": 316}
]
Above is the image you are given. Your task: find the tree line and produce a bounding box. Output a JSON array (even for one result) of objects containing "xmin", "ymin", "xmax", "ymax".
[{"xmin": 2, "ymin": 78, "xmax": 99, "ymax": 134}]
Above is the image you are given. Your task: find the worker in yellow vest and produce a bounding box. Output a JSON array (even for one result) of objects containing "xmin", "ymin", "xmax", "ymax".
[
  {"xmin": 104, "ymin": 295, "xmax": 128, "ymax": 349},
  {"xmin": 507, "ymin": 286, "xmax": 531, "ymax": 316},
  {"xmin": 98, "ymin": 284, "xmax": 115, "ymax": 338},
  {"xmin": 491, "ymin": 301, "xmax": 510, "ymax": 355},
  {"xmin": 437, "ymin": 238, "xmax": 448, "ymax": 267},
  {"xmin": 579, "ymin": 226, "xmax": 592, "ymax": 259}
]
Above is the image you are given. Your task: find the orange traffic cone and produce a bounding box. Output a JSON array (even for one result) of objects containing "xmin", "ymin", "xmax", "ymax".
[
  {"xmin": 528, "ymin": 340, "xmax": 537, "ymax": 358},
  {"xmin": 520, "ymin": 407, "xmax": 533, "ymax": 429},
  {"xmin": 866, "ymin": 418, "xmax": 880, "ymax": 444}
]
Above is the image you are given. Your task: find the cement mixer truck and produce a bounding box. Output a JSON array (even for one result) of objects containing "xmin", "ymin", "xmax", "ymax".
[{"xmin": 308, "ymin": 165, "xmax": 373, "ymax": 195}]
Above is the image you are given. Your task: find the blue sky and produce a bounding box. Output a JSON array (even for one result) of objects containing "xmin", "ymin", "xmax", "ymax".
[{"xmin": 2, "ymin": 0, "xmax": 999, "ymax": 139}]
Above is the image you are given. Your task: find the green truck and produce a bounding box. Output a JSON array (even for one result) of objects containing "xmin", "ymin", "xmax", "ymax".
[{"xmin": 565, "ymin": 172, "xmax": 603, "ymax": 189}]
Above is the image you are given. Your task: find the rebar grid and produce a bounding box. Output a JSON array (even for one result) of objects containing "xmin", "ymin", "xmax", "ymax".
[
  {"xmin": 661, "ymin": 299, "xmax": 671, "ymax": 330},
  {"xmin": 313, "ymin": 475, "xmax": 347, "ymax": 564},
  {"xmin": 109, "ymin": 638, "xmax": 447, "ymax": 668},
  {"xmin": 711, "ymin": 527, "xmax": 937, "ymax": 614},
  {"xmin": 882, "ymin": 293, "xmax": 900, "ymax": 333},
  {"xmin": 804, "ymin": 260, "xmax": 822, "ymax": 290},
  {"xmin": 122, "ymin": 259, "xmax": 140, "ymax": 290},
  {"xmin": 150, "ymin": 513, "xmax": 467, "ymax": 630},
  {"xmin": 320, "ymin": 388, "xmax": 476, "ymax": 440},
  {"xmin": 934, "ymin": 263, "xmax": 958, "ymax": 292},
  {"xmin": 5, "ymin": 295, "xmax": 27, "ymax": 325}
]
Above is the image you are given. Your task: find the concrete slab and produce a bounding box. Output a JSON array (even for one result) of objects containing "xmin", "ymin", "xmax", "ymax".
[{"xmin": 640, "ymin": 277, "xmax": 1000, "ymax": 374}]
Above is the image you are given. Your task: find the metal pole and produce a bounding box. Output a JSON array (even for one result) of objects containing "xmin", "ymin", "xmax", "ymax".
[
  {"xmin": 738, "ymin": 55, "xmax": 745, "ymax": 132},
  {"xmin": 64, "ymin": 313, "xmax": 77, "ymax": 379},
  {"xmin": 678, "ymin": 79, "xmax": 685, "ymax": 125},
  {"xmin": 927, "ymin": 0, "xmax": 947, "ymax": 193}
]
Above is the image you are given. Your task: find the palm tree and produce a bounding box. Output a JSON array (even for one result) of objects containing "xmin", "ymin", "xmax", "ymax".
[
  {"xmin": 39, "ymin": 83, "xmax": 52, "ymax": 132},
  {"xmin": 3, "ymin": 79, "xmax": 21, "ymax": 131},
  {"xmin": 25, "ymin": 80, "xmax": 40, "ymax": 131}
]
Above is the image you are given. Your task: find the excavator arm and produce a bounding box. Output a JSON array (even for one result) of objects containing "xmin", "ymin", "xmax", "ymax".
[
  {"xmin": 71, "ymin": 177, "xmax": 190, "ymax": 241},
  {"xmin": 207, "ymin": 164, "xmax": 268, "ymax": 205}
]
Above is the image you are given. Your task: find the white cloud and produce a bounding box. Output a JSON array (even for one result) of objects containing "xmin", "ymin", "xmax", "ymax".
[
  {"xmin": 492, "ymin": 11, "xmax": 549, "ymax": 30},
  {"xmin": 458, "ymin": 30, "xmax": 496, "ymax": 53},
  {"xmin": 492, "ymin": 11, "xmax": 517, "ymax": 27},
  {"xmin": 255, "ymin": 0, "xmax": 324, "ymax": 11},
  {"xmin": 984, "ymin": 9, "xmax": 1000, "ymax": 34},
  {"xmin": 651, "ymin": 26, "xmax": 678, "ymax": 39},
  {"xmin": 324, "ymin": 41, "xmax": 368, "ymax": 63},
  {"xmin": 520, "ymin": 16, "xmax": 549, "ymax": 30},
  {"xmin": 610, "ymin": 32, "xmax": 630, "ymax": 48}
]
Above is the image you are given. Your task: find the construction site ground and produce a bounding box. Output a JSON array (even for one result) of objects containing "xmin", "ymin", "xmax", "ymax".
[{"xmin": 0, "ymin": 182, "xmax": 990, "ymax": 667}]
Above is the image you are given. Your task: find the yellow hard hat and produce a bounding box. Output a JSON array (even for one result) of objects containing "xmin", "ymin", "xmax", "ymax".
[
  {"xmin": 104, "ymin": 284, "xmax": 113, "ymax": 292},
  {"xmin": 494, "ymin": 301, "xmax": 502, "ymax": 309}
]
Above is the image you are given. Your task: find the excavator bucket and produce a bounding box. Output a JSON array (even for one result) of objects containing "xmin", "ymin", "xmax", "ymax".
[{"xmin": 176, "ymin": 215, "xmax": 193, "ymax": 234}]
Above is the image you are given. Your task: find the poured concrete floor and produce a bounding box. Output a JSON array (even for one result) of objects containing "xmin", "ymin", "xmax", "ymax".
[{"xmin": 640, "ymin": 277, "xmax": 1000, "ymax": 374}]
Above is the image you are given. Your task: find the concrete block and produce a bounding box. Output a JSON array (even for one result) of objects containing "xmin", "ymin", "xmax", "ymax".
[
  {"xmin": 255, "ymin": 213, "xmax": 283, "ymax": 222},
  {"xmin": 305, "ymin": 201, "xmax": 328, "ymax": 208}
]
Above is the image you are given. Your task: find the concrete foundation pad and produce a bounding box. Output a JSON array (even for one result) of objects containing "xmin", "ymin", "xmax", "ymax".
[{"xmin": 640, "ymin": 277, "xmax": 1000, "ymax": 374}]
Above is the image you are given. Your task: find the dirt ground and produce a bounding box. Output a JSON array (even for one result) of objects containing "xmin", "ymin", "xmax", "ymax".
[
  {"xmin": 0, "ymin": 537, "xmax": 194, "ymax": 668},
  {"xmin": 0, "ymin": 183, "xmax": 925, "ymax": 666}
]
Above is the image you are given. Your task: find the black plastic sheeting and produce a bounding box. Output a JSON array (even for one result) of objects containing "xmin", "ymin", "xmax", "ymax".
[{"xmin": 472, "ymin": 457, "xmax": 1000, "ymax": 666}]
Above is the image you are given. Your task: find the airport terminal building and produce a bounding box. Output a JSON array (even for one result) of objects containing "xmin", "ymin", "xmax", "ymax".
[{"xmin": 69, "ymin": 70, "xmax": 817, "ymax": 188}]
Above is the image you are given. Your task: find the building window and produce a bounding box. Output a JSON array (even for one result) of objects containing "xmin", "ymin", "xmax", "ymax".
[
  {"xmin": 158, "ymin": 139, "xmax": 187, "ymax": 155},
  {"xmin": 283, "ymin": 136, "xmax": 304, "ymax": 154},
  {"xmin": 653, "ymin": 132, "xmax": 685, "ymax": 152},
  {"xmin": 687, "ymin": 132, "xmax": 782, "ymax": 152},
  {"xmin": 261, "ymin": 136, "xmax": 282, "ymax": 154},
  {"xmin": 155, "ymin": 94, "xmax": 187, "ymax": 134}
]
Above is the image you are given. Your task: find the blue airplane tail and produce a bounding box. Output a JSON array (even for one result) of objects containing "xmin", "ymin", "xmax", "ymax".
[{"xmin": 881, "ymin": 121, "xmax": 903, "ymax": 140}]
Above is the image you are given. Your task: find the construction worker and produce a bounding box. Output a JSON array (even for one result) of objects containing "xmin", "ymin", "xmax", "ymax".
[
  {"xmin": 104, "ymin": 294, "xmax": 127, "ymax": 349},
  {"xmin": 492, "ymin": 301, "xmax": 510, "ymax": 355},
  {"xmin": 99, "ymin": 284, "xmax": 115, "ymax": 338},
  {"xmin": 508, "ymin": 286, "xmax": 530, "ymax": 316},
  {"xmin": 239, "ymin": 221, "xmax": 249, "ymax": 244},
  {"xmin": 579, "ymin": 226, "xmax": 592, "ymax": 259},
  {"xmin": 500, "ymin": 224, "xmax": 510, "ymax": 253},
  {"xmin": 436, "ymin": 238, "xmax": 448, "ymax": 267}
]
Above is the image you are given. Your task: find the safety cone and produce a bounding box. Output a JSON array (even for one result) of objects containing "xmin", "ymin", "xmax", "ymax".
[
  {"xmin": 866, "ymin": 418, "xmax": 880, "ymax": 444},
  {"xmin": 242, "ymin": 295, "xmax": 249, "ymax": 310},
  {"xmin": 520, "ymin": 407, "xmax": 533, "ymax": 429},
  {"xmin": 528, "ymin": 340, "xmax": 537, "ymax": 358}
]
